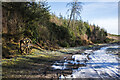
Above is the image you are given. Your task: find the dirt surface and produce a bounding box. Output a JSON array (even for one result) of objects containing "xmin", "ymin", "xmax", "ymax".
[
  {"xmin": 2, "ymin": 49, "xmax": 74, "ymax": 79},
  {"xmin": 107, "ymin": 34, "xmax": 120, "ymax": 41},
  {"xmin": 2, "ymin": 43, "xmax": 120, "ymax": 79}
]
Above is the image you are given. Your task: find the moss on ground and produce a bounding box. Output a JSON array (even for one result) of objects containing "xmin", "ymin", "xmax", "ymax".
[{"xmin": 2, "ymin": 48, "xmax": 69, "ymax": 79}]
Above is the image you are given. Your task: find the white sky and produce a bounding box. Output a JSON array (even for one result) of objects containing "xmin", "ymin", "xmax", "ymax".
[{"xmin": 81, "ymin": 2, "xmax": 118, "ymax": 35}]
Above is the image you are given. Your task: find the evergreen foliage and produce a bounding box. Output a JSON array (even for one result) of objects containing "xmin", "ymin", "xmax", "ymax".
[{"xmin": 2, "ymin": 1, "xmax": 109, "ymax": 58}]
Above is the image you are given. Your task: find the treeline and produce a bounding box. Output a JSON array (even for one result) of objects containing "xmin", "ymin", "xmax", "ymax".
[
  {"xmin": 50, "ymin": 14, "xmax": 108, "ymax": 46},
  {"xmin": 2, "ymin": 2, "xmax": 108, "ymax": 58}
]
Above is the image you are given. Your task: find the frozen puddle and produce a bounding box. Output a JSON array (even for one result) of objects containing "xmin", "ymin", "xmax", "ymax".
[
  {"xmin": 52, "ymin": 45, "xmax": 120, "ymax": 79},
  {"xmin": 52, "ymin": 54, "xmax": 88, "ymax": 70}
]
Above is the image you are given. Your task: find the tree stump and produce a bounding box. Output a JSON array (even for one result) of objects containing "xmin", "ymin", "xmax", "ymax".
[{"xmin": 20, "ymin": 38, "xmax": 31, "ymax": 54}]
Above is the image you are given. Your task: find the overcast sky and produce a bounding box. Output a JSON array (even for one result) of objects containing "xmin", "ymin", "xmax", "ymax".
[{"xmin": 48, "ymin": 1, "xmax": 118, "ymax": 35}]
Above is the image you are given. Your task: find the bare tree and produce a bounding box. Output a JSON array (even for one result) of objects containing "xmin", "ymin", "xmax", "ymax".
[{"xmin": 67, "ymin": 0, "xmax": 82, "ymax": 29}]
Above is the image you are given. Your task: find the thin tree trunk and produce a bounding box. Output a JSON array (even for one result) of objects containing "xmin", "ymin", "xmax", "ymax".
[
  {"xmin": 72, "ymin": 13, "xmax": 75, "ymax": 30},
  {"xmin": 67, "ymin": 10, "xmax": 73, "ymax": 28}
]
